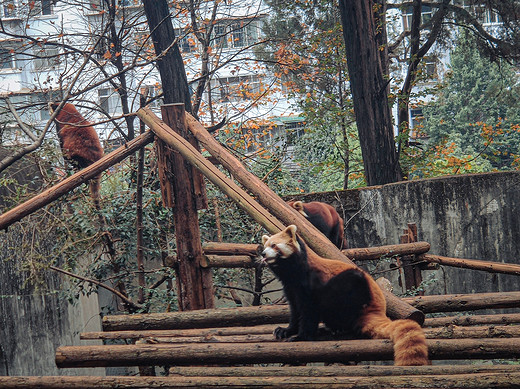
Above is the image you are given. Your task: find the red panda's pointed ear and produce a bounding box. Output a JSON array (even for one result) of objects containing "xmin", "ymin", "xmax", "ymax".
[
  {"xmin": 292, "ymin": 201, "xmax": 308, "ymax": 217},
  {"xmin": 262, "ymin": 235, "xmax": 269, "ymax": 245},
  {"xmin": 286, "ymin": 225, "xmax": 297, "ymax": 240}
]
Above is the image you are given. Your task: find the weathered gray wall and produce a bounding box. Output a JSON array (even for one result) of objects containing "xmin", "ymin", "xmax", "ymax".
[
  {"xmin": 0, "ymin": 149, "xmax": 104, "ymax": 376},
  {"xmin": 289, "ymin": 171, "xmax": 520, "ymax": 297}
]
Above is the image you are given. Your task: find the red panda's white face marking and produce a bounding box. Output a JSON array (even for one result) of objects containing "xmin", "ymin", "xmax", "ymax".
[{"xmin": 261, "ymin": 225, "xmax": 300, "ymax": 265}]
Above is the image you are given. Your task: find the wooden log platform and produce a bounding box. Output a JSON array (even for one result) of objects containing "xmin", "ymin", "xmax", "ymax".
[
  {"xmin": 102, "ymin": 291, "xmax": 520, "ymax": 331},
  {"xmin": 3, "ymin": 368, "xmax": 520, "ymax": 388},
  {"xmin": 81, "ymin": 323, "xmax": 520, "ymax": 342},
  {"xmin": 55, "ymin": 338, "xmax": 520, "ymax": 368}
]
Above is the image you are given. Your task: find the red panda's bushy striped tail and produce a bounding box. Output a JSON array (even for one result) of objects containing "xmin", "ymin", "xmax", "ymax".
[{"xmin": 360, "ymin": 312, "xmax": 429, "ymax": 366}]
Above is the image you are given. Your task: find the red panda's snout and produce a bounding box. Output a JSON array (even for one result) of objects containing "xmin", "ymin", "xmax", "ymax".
[{"xmin": 261, "ymin": 245, "xmax": 278, "ymax": 265}]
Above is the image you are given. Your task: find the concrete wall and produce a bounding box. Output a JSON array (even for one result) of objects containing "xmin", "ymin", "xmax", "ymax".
[
  {"xmin": 0, "ymin": 258, "xmax": 104, "ymax": 376},
  {"xmin": 0, "ymin": 150, "xmax": 104, "ymax": 376},
  {"xmin": 288, "ymin": 171, "xmax": 520, "ymax": 297}
]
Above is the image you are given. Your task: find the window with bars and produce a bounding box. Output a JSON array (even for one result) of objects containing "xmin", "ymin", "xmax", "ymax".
[
  {"xmin": 211, "ymin": 19, "xmax": 260, "ymax": 49},
  {"xmin": 33, "ymin": 46, "xmax": 60, "ymax": 70},
  {"xmin": 0, "ymin": 48, "xmax": 16, "ymax": 70},
  {"xmin": 215, "ymin": 75, "xmax": 261, "ymax": 102}
]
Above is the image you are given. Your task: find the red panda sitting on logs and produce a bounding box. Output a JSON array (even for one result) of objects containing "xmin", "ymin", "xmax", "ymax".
[
  {"xmin": 287, "ymin": 200, "xmax": 348, "ymax": 249},
  {"xmin": 261, "ymin": 225, "xmax": 429, "ymax": 366},
  {"xmin": 51, "ymin": 102, "xmax": 104, "ymax": 205}
]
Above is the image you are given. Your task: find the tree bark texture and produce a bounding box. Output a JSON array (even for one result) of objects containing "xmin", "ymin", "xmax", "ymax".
[
  {"xmin": 0, "ymin": 131, "xmax": 154, "ymax": 231},
  {"xmin": 403, "ymin": 290, "xmax": 520, "ymax": 313},
  {"xmin": 425, "ymin": 313, "xmax": 520, "ymax": 327},
  {"xmin": 4, "ymin": 371, "xmax": 520, "ymax": 388},
  {"xmin": 419, "ymin": 253, "xmax": 520, "ymax": 276},
  {"xmin": 141, "ymin": 0, "xmax": 192, "ymax": 112},
  {"xmin": 201, "ymin": 255, "xmax": 256, "ymax": 269},
  {"xmin": 102, "ymin": 305, "xmax": 290, "ymax": 331},
  {"xmin": 201, "ymin": 241, "xmax": 430, "ymax": 262},
  {"xmin": 338, "ymin": 0, "xmax": 403, "ymax": 185},
  {"xmin": 102, "ymin": 290, "xmax": 520, "ymax": 332},
  {"xmin": 84, "ymin": 324, "xmax": 520, "ymax": 342},
  {"xmin": 168, "ymin": 363, "xmax": 520, "ymax": 378},
  {"xmin": 160, "ymin": 105, "xmax": 213, "ymax": 310},
  {"xmin": 55, "ymin": 338, "xmax": 520, "ymax": 368}
]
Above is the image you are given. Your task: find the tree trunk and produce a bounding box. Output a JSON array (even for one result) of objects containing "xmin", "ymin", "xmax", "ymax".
[
  {"xmin": 142, "ymin": 1, "xmax": 212, "ymax": 310},
  {"xmin": 338, "ymin": 0, "xmax": 403, "ymax": 185},
  {"xmin": 142, "ymin": 0, "xmax": 192, "ymax": 112}
]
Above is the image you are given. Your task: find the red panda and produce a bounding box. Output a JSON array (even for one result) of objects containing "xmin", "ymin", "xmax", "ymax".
[
  {"xmin": 261, "ymin": 225, "xmax": 429, "ymax": 366},
  {"xmin": 287, "ymin": 200, "xmax": 348, "ymax": 249},
  {"xmin": 51, "ymin": 102, "xmax": 104, "ymax": 205}
]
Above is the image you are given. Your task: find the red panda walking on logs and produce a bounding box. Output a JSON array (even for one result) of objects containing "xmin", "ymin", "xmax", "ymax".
[
  {"xmin": 261, "ymin": 225, "xmax": 429, "ymax": 366},
  {"xmin": 51, "ymin": 102, "xmax": 104, "ymax": 206},
  {"xmin": 287, "ymin": 200, "xmax": 348, "ymax": 249}
]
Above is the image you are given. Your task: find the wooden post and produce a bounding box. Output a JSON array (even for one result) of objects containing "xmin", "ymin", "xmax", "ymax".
[
  {"xmin": 160, "ymin": 104, "xmax": 213, "ymax": 310},
  {"xmin": 398, "ymin": 223, "xmax": 424, "ymax": 295}
]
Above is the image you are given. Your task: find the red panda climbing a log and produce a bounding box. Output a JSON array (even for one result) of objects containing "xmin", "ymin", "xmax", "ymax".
[
  {"xmin": 261, "ymin": 225, "xmax": 429, "ymax": 366},
  {"xmin": 51, "ymin": 102, "xmax": 104, "ymax": 205},
  {"xmin": 287, "ymin": 200, "xmax": 348, "ymax": 249}
]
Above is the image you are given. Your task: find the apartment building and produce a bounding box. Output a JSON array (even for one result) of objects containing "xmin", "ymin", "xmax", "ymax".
[{"xmin": 0, "ymin": 0, "xmax": 301, "ymax": 151}]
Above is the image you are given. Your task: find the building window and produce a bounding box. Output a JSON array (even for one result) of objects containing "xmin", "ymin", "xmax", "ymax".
[
  {"xmin": 213, "ymin": 24, "xmax": 228, "ymax": 49},
  {"xmin": 0, "ymin": 48, "xmax": 16, "ymax": 70},
  {"xmin": 31, "ymin": 92, "xmax": 55, "ymax": 121},
  {"xmin": 402, "ymin": 5, "xmax": 432, "ymax": 31},
  {"xmin": 409, "ymin": 108, "xmax": 426, "ymax": 140},
  {"xmin": 285, "ymin": 121, "xmax": 305, "ymax": 146},
  {"xmin": 212, "ymin": 19, "xmax": 260, "ymax": 49},
  {"xmin": 141, "ymin": 85, "xmax": 162, "ymax": 108},
  {"xmin": 175, "ymin": 29, "xmax": 196, "ymax": 54},
  {"xmin": 216, "ymin": 75, "xmax": 261, "ymax": 102},
  {"xmin": 28, "ymin": 0, "xmax": 53, "ymax": 16},
  {"xmin": 41, "ymin": 0, "xmax": 53, "ymax": 15},
  {"xmin": 98, "ymin": 87, "xmax": 122, "ymax": 114},
  {"xmin": 1, "ymin": 0, "xmax": 17, "ymax": 18},
  {"xmin": 483, "ymin": 9, "xmax": 501, "ymax": 24},
  {"xmin": 33, "ymin": 46, "xmax": 60, "ymax": 70}
]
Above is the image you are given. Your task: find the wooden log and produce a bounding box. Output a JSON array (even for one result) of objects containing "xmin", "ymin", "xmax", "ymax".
[
  {"xmin": 82, "ymin": 324, "xmax": 280, "ymax": 340},
  {"xmin": 55, "ymin": 338, "xmax": 520, "ymax": 368},
  {"xmin": 0, "ymin": 131, "xmax": 154, "ymax": 231},
  {"xmin": 140, "ymin": 107, "xmax": 423, "ymax": 324},
  {"xmin": 168, "ymin": 364, "xmax": 520, "ymax": 378},
  {"xmin": 103, "ymin": 291, "xmax": 520, "ymax": 331},
  {"xmin": 84, "ymin": 324, "xmax": 520, "ymax": 342},
  {"xmin": 4, "ymin": 372, "xmax": 520, "ymax": 389},
  {"xmin": 425, "ymin": 325, "xmax": 520, "ymax": 339},
  {"xmin": 202, "ymin": 242, "xmax": 261, "ymax": 256},
  {"xmin": 419, "ymin": 253, "xmax": 520, "ymax": 276},
  {"xmin": 200, "ymin": 242, "xmax": 431, "ymax": 265},
  {"xmin": 102, "ymin": 305, "xmax": 290, "ymax": 331},
  {"xmin": 201, "ymin": 255, "xmax": 256, "ymax": 268},
  {"xmin": 343, "ymin": 241, "xmax": 430, "ymax": 260},
  {"xmin": 425, "ymin": 313, "xmax": 520, "ymax": 327},
  {"xmin": 403, "ymin": 291, "xmax": 520, "ymax": 313}
]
